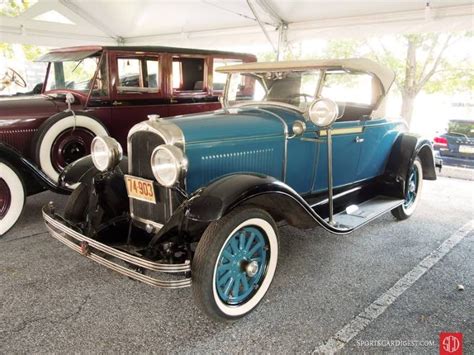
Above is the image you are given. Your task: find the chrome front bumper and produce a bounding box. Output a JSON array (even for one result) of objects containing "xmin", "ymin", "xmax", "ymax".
[{"xmin": 42, "ymin": 205, "xmax": 191, "ymax": 289}]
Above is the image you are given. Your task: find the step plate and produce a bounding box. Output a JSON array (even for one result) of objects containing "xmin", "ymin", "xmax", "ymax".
[{"xmin": 332, "ymin": 196, "xmax": 404, "ymax": 230}]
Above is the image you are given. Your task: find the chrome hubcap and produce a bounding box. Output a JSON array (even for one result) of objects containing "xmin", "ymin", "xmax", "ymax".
[{"xmin": 245, "ymin": 260, "xmax": 259, "ymax": 277}]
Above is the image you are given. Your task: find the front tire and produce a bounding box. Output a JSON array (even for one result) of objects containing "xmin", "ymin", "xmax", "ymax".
[
  {"xmin": 392, "ymin": 157, "xmax": 423, "ymax": 220},
  {"xmin": 192, "ymin": 207, "xmax": 279, "ymax": 321},
  {"xmin": 32, "ymin": 112, "xmax": 108, "ymax": 183},
  {"xmin": 0, "ymin": 160, "xmax": 26, "ymax": 236},
  {"xmin": 64, "ymin": 183, "xmax": 89, "ymax": 223}
]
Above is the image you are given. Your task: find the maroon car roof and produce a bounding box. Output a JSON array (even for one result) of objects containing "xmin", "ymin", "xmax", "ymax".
[{"xmin": 36, "ymin": 45, "xmax": 255, "ymax": 62}]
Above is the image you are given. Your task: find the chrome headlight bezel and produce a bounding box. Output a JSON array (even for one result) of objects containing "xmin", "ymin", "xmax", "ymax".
[
  {"xmin": 91, "ymin": 136, "xmax": 123, "ymax": 172},
  {"xmin": 150, "ymin": 144, "xmax": 187, "ymax": 187}
]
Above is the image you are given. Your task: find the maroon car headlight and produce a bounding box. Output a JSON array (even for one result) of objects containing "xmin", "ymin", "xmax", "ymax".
[
  {"xmin": 91, "ymin": 136, "xmax": 123, "ymax": 172},
  {"xmin": 150, "ymin": 145, "xmax": 187, "ymax": 187}
]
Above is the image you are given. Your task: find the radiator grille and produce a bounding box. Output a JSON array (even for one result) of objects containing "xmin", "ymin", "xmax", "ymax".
[{"xmin": 129, "ymin": 131, "xmax": 169, "ymax": 225}]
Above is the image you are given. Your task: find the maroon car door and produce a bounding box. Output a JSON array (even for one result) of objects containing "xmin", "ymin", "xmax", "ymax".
[{"xmin": 108, "ymin": 53, "xmax": 169, "ymax": 148}]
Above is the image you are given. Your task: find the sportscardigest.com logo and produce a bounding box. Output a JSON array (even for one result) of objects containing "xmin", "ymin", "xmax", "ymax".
[
  {"xmin": 356, "ymin": 333, "xmax": 463, "ymax": 354},
  {"xmin": 357, "ymin": 339, "xmax": 435, "ymax": 347}
]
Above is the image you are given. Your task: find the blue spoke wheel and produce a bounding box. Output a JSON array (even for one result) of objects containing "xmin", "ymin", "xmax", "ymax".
[
  {"xmin": 392, "ymin": 157, "xmax": 423, "ymax": 220},
  {"xmin": 215, "ymin": 226, "xmax": 269, "ymax": 305},
  {"xmin": 192, "ymin": 207, "xmax": 279, "ymax": 321}
]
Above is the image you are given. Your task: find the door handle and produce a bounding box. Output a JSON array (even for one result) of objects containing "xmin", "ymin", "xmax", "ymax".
[
  {"xmin": 355, "ymin": 136, "xmax": 364, "ymax": 143},
  {"xmin": 112, "ymin": 100, "xmax": 123, "ymax": 106}
]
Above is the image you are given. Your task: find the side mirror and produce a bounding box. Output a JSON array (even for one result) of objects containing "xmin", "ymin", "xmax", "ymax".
[
  {"xmin": 308, "ymin": 98, "xmax": 338, "ymax": 128},
  {"xmin": 289, "ymin": 120, "xmax": 306, "ymax": 139}
]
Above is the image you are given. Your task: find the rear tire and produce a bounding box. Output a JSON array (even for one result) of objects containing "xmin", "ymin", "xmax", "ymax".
[
  {"xmin": 0, "ymin": 160, "xmax": 26, "ymax": 236},
  {"xmin": 192, "ymin": 207, "xmax": 279, "ymax": 321},
  {"xmin": 392, "ymin": 157, "xmax": 423, "ymax": 220}
]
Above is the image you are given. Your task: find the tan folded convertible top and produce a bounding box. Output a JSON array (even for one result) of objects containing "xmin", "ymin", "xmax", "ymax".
[{"xmin": 217, "ymin": 58, "xmax": 395, "ymax": 95}]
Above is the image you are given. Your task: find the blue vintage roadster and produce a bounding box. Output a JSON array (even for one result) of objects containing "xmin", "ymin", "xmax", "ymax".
[{"xmin": 43, "ymin": 58, "xmax": 436, "ymax": 321}]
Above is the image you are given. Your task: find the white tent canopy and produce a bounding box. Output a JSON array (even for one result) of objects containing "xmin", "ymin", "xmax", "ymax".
[{"xmin": 0, "ymin": 0, "xmax": 472, "ymax": 50}]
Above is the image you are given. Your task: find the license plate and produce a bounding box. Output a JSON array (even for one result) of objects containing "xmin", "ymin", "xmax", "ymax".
[
  {"xmin": 459, "ymin": 145, "xmax": 474, "ymax": 154},
  {"xmin": 124, "ymin": 175, "xmax": 156, "ymax": 204}
]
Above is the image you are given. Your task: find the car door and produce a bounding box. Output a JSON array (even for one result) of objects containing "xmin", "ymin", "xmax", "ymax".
[
  {"xmin": 310, "ymin": 71, "xmax": 376, "ymax": 192},
  {"xmin": 357, "ymin": 118, "xmax": 402, "ymax": 180},
  {"xmin": 108, "ymin": 53, "xmax": 169, "ymax": 148},
  {"xmin": 311, "ymin": 120, "xmax": 363, "ymax": 192}
]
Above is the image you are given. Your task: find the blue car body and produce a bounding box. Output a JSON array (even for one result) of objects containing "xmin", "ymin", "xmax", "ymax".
[
  {"xmin": 43, "ymin": 59, "xmax": 438, "ymax": 320},
  {"xmin": 171, "ymin": 107, "xmax": 405, "ymax": 194}
]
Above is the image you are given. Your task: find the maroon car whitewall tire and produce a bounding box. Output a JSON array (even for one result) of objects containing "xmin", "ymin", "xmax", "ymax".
[
  {"xmin": 33, "ymin": 112, "xmax": 108, "ymax": 183},
  {"xmin": 0, "ymin": 160, "xmax": 25, "ymax": 236}
]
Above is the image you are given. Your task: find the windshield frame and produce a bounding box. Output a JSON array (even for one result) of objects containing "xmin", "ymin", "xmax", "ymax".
[
  {"xmin": 223, "ymin": 70, "xmax": 323, "ymax": 113},
  {"xmin": 221, "ymin": 68, "xmax": 383, "ymax": 114},
  {"xmin": 43, "ymin": 52, "xmax": 106, "ymax": 100}
]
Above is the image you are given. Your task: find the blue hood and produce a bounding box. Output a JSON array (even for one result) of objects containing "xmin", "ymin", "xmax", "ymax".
[
  {"xmin": 169, "ymin": 105, "xmax": 304, "ymax": 192},
  {"xmin": 170, "ymin": 106, "xmax": 303, "ymax": 144}
]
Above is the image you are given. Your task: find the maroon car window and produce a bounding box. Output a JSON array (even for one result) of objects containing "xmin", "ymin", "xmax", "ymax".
[
  {"xmin": 117, "ymin": 57, "xmax": 159, "ymax": 93},
  {"xmin": 172, "ymin": 57, "xmax": 205, "ymax": 92}
]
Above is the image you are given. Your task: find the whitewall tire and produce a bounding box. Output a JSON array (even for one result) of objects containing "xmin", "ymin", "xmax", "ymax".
[
  {"xmin": 33, "ymin": 112, "xmax": 108, "ymax": 183},
  {"xmin": 0, "ymin": 161, "xmax": 26, "ymax": 236},
  {"xmin": 192, "ymin": 207, "xmax": 279, "ymax": 321},
  {"xmin": 392, "ymin": 157, "xmax": 423, "ymax": 220}
]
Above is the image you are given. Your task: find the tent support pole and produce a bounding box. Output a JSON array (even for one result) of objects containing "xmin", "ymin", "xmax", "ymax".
[{"xmin": 246, "ymin": 0, "xmax": 277, "ymax": 55}]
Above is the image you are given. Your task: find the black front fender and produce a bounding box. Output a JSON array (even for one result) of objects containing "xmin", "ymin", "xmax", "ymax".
[
  {"xmin": 184, "ymin": 174, "xmax": 319, "ymax": 225},
  {"xmin": 59, "ymin": 155, "xmax": 128, "ymax": 187},
  {"xmin": 0, "ymin": 143, "xmax": 69, "ymax": 195},
  {"xmin": 149, "ymin": 173, "xmax": 344, "ymax": 249},
  {"xmin": 381, "ymin": 133, "xmax": 436, "ymax": 199}
]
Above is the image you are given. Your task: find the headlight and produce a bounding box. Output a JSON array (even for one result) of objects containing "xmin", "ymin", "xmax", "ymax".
[
  {"xmin": 150, "ymin": 145, "xmax": 187, "ymax": 187},
  {"xmin": 91, "ymin": 136, "xmax": 123, "ymax": 172}
]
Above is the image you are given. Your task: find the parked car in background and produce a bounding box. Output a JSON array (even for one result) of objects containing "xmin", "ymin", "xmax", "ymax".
[
  {"xmin": 43, "ymin": 58, "xmax": 436, "ymax": 321},
  {"xmin": 0, "ymin": 45, "xmax": 256, "ymax": 235},
  {"xmin": 433, "ymin": 119, "xmax": 474, "ymax": 168}
]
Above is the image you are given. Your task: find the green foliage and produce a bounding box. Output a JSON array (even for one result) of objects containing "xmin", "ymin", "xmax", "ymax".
[
  {"xmin": 0, "ymin": 42, "xmax": 47, "ymax": 61},
  {"xmin": 0, "ymin": 0, "xmax": 32, "ymax": 17},
  {"xmin": 424, "ymin": 64, "xmax": 474, "ymax": 95},
  {"xmin": 0, "ymin": 1, "xmax": 45, "ymax": 61},
  {"xmin": 259, "ymin": 32, "xmax": 472, "ymax": 96},
  {"xmin": 0, "ymin": 42, "xmax": 15, "ymax": 59},
  {"xmin": 21, "ymin": 44, "xmax": 46, "ymax": 61}
]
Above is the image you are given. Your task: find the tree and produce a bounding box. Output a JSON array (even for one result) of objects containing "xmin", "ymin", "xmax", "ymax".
[
  {"xmin": 260, "ymin": 32, "xmax": 472, "ymax": 127},
  {"xmin": 371, "ymin": 33, "xmax": 472, "ymax": 126}
]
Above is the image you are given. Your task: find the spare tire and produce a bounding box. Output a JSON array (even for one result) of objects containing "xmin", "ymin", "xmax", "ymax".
[{"xmin": 32, "ymin": 112, "xmax": 108, "ymax": 183}]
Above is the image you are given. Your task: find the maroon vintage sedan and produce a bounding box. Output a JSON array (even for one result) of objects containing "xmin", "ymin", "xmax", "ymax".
[{"xmin": 0, "ymin": 45, "xmax": 256, "ymax": 235}]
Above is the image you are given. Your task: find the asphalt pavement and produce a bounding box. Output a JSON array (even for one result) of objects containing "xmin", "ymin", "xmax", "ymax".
[{"xmin": 1, "ymin": 176, "xmax": 472, "ymax": 353}]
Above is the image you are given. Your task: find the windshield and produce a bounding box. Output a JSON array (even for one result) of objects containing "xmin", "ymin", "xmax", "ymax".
[
  {"xmin": 225, "ymin": 71, "xmax": 321, "ymax": 111},
  {"xmin": 45, "ymin": 55, "xmax": 108, "ymax": 96},
  {"xmin": 448, "ymin": 121, "xmax": 474, "ymax": 138}
]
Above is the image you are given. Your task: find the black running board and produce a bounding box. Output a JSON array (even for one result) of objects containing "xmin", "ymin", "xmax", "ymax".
[{"xmin": 330, "ymin": 195, "xmax": 404, "ymax": 231}]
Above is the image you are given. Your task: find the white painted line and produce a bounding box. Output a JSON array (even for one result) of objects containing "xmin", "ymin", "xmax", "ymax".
[{"xmin": 314, "ymin": 220, "xmax": 474, "ymax": 354}]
